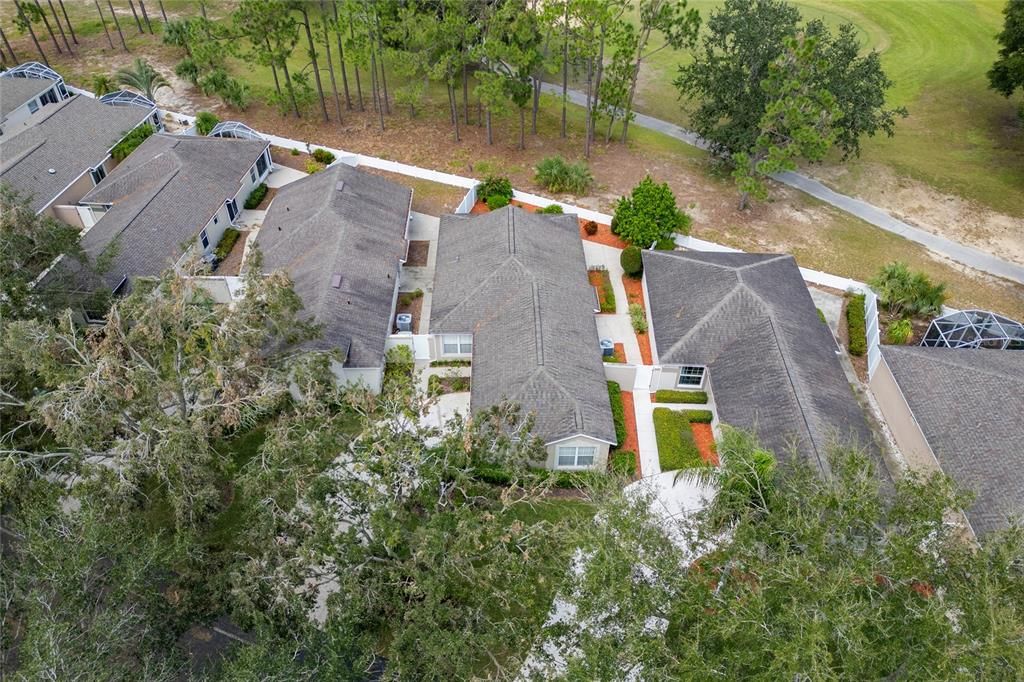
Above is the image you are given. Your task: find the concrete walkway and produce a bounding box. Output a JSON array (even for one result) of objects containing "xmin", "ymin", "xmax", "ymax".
[
  {"xmin": 632, "ymin": 366, "xmax": 659, "ymax": 478},
  {"xmin": 540, "ymin": 82, "xmax": 1024, "ymax": 285}
]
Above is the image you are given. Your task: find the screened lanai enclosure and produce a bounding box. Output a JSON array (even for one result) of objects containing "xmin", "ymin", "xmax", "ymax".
[
  {"xmin": 921, "ymin": 310, "xmax": 1024, "ymax": 350},
  {"xmin": 208, "ymin": 121, "xmax": 266, "ymax": 141}
]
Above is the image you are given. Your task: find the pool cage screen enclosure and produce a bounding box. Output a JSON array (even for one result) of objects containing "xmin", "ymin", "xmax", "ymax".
[{"xmin": 921, "ymin": 310, "xmax": 1024, "ymax": 350}]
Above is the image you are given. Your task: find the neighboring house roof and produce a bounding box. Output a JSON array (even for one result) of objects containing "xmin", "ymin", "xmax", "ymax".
[
  {"xmin": 0, "ymin": 74, "xmax": 54, "ymax": 118},
  {"xmin": 881, "ymin": 345, "xmax": 1024, "ymax": 537},
  {"xmin": 0, "ymin": 94, "xmax": 153, "ymax": 213},
  {"xmin": 431, "ymin": 206, "xmax": 616, "ymax": 446},
  {"xmin": 253, "ymin": 164, "xmax": 411, "ymax": 368},
  {"xmin": 644, "ymin": 250, "xmax": 879, "ymax": 476},
  {"xmin": 78, "ymin": 133, "xmax": 269, "ymax": 290}
]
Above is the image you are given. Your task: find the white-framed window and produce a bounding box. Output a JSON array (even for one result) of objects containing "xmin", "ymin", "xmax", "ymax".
[
  {"xmin": 677, "ymin": 365, "xmax": 706, "ymax": 387},
  {"xmin": 27, "ymin": 99, "xmax": 39, "ymax": 114},
  {"xmin": 441, "ymin": 334, "xmax": 472, "ymax": 355},
  {"xmin": 557, "ymin": 446, "xmax": 596, "ymax": 468},
  {"xmin": 200, "ymin": 229, "xmax": 210, "ymax": 249},
  {"xmin": 249, "ymin": 166, "xmax": 257, "ymax": 183},
  {"xmin": 90, "ymin": 165, "xmax": 107, "ymax": 185}
]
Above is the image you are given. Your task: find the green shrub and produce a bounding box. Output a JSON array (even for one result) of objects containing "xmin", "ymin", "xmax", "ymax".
[
  {"xmin": 607, "ymin": 381, "xmax": 626, "ymax": 447},
  {"xmin": 290, "ymin": 148, "xmax": 301, "ymax": 156},
  {"xmin": 653, "ymin": 408, "xmax": 707, "ymax": 472},
  {"xmin": 428, "ymin": 375, "xmax": 471, "ymax": 394},
  {"xmin": 870, "ymin": 261, "xmax": 947, "ymax": 319},
  {"xmin": 538, "ymin": 204, "xmax": 564, "ymax": 214},
  {"xmin": 846, "ymin": 293, "xmax": 867, "ymax": 357},
  {"xmin": 816, "ymin": 307, "xmax": 827, "ymax": 324},
  {"xmin": 244, "ymin": 183, "xmax": 268, "ymax": 210},
  {"xmin": 590, "ymin": 269, "xmax": 616, "ymax": 314},
  {"xmin": 610, "ymin": 450, "xmax": 636, "ymax": 477},
  {"xmin": 621, "ymin": 245, "xmax": 643, "ymax": 277},
  {"xmin": 629, "ymin": 303, "xmax": 647, "ymax": 334},
  {"xmin": 612, "ymin": 175, "xmax": 691, "ymax": 247},
  {"xmin": 477, "ymin": 175, "xmax": 513, "ymax": 208},
  {"xmin": 584, "ymin": 220, "xmax": 598, "ymax": 236},
  {"xmin": 430, "ymin": 359, "xmax": 471, "ymax": 367},
  {"xmin": 887, "ymin": 318, "xmax": 913, "ymax": 345},
  {"xmin": 486, "ymin": 193, "xmax": 510, "ymax": 211},
  {"xmin": 214, "ymin": 227, "xmax": 241, "ymax": 261},
  {"xmin": 654, "ymin": 390, "xmax": 708, "ymax": 404},
  {"xmin": 472, "ymin": 464, "xmax": 608, "ymax": 489},
  {"xmin": 306, "ymin": 159, "xmax": 325, "ymax": 174},
  {"xmin": 654, "ymin": 236, "xmax": 676, "ymax": 250},
  {"xmin": 312, "ymin": 148, "xmax": 335, "ymax": 164},
  {"xmin": 111, "ymin": 123, "xmax": 155, "ymax": 161},
  {"xmin": 679, "ymin": 409, "xmax": 713, "ymax": 424},
  {"xmin": 195, "ymin": 111, "xmax": 220, "ymax": 136},
  {"xmin": 534, "ymin": 156, "xmax": 594, "ymax": 194},
  {"xmin": 398, "ymin": 288, "xmax": 424, "ymax": 306}
]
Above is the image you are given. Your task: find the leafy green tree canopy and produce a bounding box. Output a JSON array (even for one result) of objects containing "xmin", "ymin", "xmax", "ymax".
[
  {"xmin": 612, "ymin": 175, "xmax": 690, "ymax": 247},
  {"xmin": 989, "ymin": 0, "xmax": 1024, "ymax": 119}
]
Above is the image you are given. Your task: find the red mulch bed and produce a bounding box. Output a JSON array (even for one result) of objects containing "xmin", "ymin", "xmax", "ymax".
[
  {"xmin": 579, "ymin": 219, "xmax": 627, "ymax": 248},
  {"xmin": 619, "ymin": 391, "xmax": 641, "ymax": 477},
  {"xmin": 691, "ymin": 422, "xmax": 718, "ymax": 466},
  {"xmin": 612, "ymin": 342, "xmax": 626, "ymax": 364},
  {"xmin": 394, "ymin": 295, "xmax": 423, "ymax": 333},
  {"xmin": 406, "ymin": 240, "xmax": 430, "ymax": 267},
  {"xmin": 621, "ymin": 275, "xmax": 653, "ymax": 364}
]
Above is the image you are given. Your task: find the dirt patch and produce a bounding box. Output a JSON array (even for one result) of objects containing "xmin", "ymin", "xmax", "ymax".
[
  {"xmin": 691, "ymin": 422, "xmax": 718, "ymax": 466},
  {"xmin": 214, "ymin": 230, "xmax": 249, "ymax": 276},
  {"xmin": 470, "ymin": 200, "xmax": 490, "ymax": 214},
  {"xmin": 810, "ymin": 162, "xmax": 1024, "ymax": 267},
  {"xmin": 406, "ymin": 240, "xmax": 430, "ymax": 267},
  {"xmin": 619, "ymin": 390, "xmax": 640, "ymax": 477},
  {"xmin": 362, "ymin": 169, "xmax": 467, "ymax": 215},
  {"xmin": 394, "ymin": 294, "xmax": 423, "ymax": 334},
  {"xmin": 271, "ymin": 146, "xmax": 313, "ymax": 172}
]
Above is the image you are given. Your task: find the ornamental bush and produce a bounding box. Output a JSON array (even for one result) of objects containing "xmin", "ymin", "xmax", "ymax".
[
  {"xmin": 887, "ymin": 318, "xmax": 913, "ymax": 345},
  {"xmin": 195, "ymin": 111, "xmax": 220, "ymax": 136},
  {"xmin": 534, "ymin": 156, "xmax": 594, "ymax": 194},
  {"xmin": 612, "ymin": 176, "xmax": 691, "ymax": 247},
  {"xmin": 312, "ymin": 148, "xmax": 335, "ymax": 165},
  {"xmin": 654, "ymin": 390, "xmax": 708, "ymax": 404},
  {"xmin": 584, "ymin": 220, "xmax": 598, "ymax": 236},
  {"xmin": 477, "ymin": 175, "xmax": 513, "ymax": 208},
  {"xmin": 621, "ymin": 245, "xmax": 643, "ymax": 277},
  {"xmin": 870, "ymin": 261, "xmax": 946, "ymax": 319},
  {"xmin": 653, "ymin": 408, "xmax": 706, "ymax": 472},
  {"xmin": 846, "ymin": 293, "xmax": 867, "ymax": 356},
  {"xmin": 486, "ymin": 193, "xmax": 510, "ymax": 211},
  {"xmin": 629, "ymin": 303, "xmax": 648, "ymax": 334},
  {"xmin": 607, "ymin": 381, "xmax": 626, "ymax": 447},
  {"xmin": 538, "ymin": 204, "xmax": 564, "ymax": 214},
  {"xmin": 213, "ymin": 227, "xmax": 241, "ymax": 261},
  {"xmin": 610, "ymin": 450, "xmax": 636, "ymax": 476},
  {"xmin": 305, "ymin": 160, "xmax": 325, "ymax": 174},
  {"xmin": 111, "ymin": 123, "xmax": 155, "ymax": 161},
  {"xmin": 244, "ymin": 183, "xmax": 268, "ymax": 210}
]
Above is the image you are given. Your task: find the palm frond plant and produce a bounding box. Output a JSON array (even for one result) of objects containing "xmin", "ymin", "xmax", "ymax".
[
  {"xmin": 91, "ymin": 73, "xmax": 116, "ymax": 96},
  {"xmin": 115, "ymin": 58, "xmax": 170, "ymax": 102}
]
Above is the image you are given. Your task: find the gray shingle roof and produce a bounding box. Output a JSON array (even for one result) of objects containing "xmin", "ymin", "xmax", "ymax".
[
  {"xmin": 78, "ymin": 133, "xmax": 268, "ymax": 290},
  {"xmin": 881, "ymin": 345, "xmax": 1024, "ymax": 537},
  {"xmin": 253, "ymin": 164, "xmax": 411, "ymax": 368},
  {"xmin": 0, "ymin": 75, "xmax": 54, "ymax": 118},
  {"xmin": 431, "ymin": 206, "xmax": 616, "ymax": 446},
  {"xmin": 0, "ymin": 94, "xmax": 153, "ymax": 213},
  {"xmin": 644, "ymin": 250, "xmax": 880, "ymax": 476}
]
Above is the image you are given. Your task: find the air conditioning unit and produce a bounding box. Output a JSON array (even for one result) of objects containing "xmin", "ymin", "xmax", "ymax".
[
  {"xmin": 600, "ymin": 338, "xmax": 614, "ymax": 357},
  {"xmin": 396, "ymin": 313, "xmax": 413, "ymax": 333}
]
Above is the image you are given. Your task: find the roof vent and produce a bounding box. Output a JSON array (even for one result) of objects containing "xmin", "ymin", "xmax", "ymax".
[
  {"xmin": 47, "ymin": 168, "xmax": 56, "ymax": 174},
  {"xmin": 335, "ymin": 181, "xmax": 345, "ymax": 192},
  {"xmin": 331, "ymin": 274, "xmax": 343, "ymax": 289}
]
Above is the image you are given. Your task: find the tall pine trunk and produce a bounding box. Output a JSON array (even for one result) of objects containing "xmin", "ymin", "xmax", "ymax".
[
  {"xmin": 33, "ymin": 0, "xmax": 63, "ymax": 54},
  {"xmin": 45, "ymin": 0, "xmax": 72, "ymax": 53},
  {"xmin": 462, "ymin": 62, "xmax": 470, "ymax": 125},
  {"xmin": 369, "ymin": 47, "xmax": 384, "ymax": 130},
  {"xmin": 57, "ymin": 0, "xmax": 77, "ymax": 44},
  {"xmin": 519, "ymin": 108, "xmax": 525, "ymax": 150},
  {"xmin": 264, "ymin": 38, "xmax": 282, "ymax": 97},
  {"xmin": 584, "ymin": 54, "xmax": 594, "ymax": 158},
  {"xmin": 332, "ymin": 1, "xmax": 352, "ymax": 109},
  {"xmin": 376, "ymin": 36, "xmax": 390, "ymax": 114},
  {"xmin": 561, "ymin": 0, "xmax": 569, "ymax": 138},
  {"xmin": 280, "ymin": 59, "xmax": 301, "ymax": 118},
  {"xmin": 126, "ymin": 0, "xmax": 143, "ymax": 33},
  {"xmin": 349, "ymin": 19, "xmax": 364, "ymax": 111},
  {"xmin": 300, "ymin": 6, "xmax": 329, "ymax": 122},
  {"xmin": 94, "ymin": 0, "xmax": 113, "ymax": 49},
  {"xmin": 16, "ymin": 2, "xmax": 48, "ymax": 65},
  {"xmin": 138, "ymin": 0, "xmax": 153, "ymax": 33},
  {"xmin": 448, "ymin": 83, "xmax": 460, "ymax": 142},
  {"xmin": 0, "ymin": 28, "xmax": 17, "ymax": 62},
  {"xmin": 320, "ymin": 0, "xmax": 342, "ymax": 124},
  {"xmin": 107, "ymin": 0, "xmax": 128, "ymax": 51},
  {"xmin": 157, "ymin": 0, "xmax": 167, "ymax": 23},
  {"xmin": 590, "ymin": 36, "xmax": 605, "ymax": 148},
  {"xmin": 486, "ymin": 108, "xmax": 492, "ymax": 145},
  {"xmin": 621, "ymin": 28, "xmax": 651, "ymax": 143}
]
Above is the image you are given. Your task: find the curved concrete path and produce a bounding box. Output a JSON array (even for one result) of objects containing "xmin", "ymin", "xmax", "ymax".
[{"xmin": 541, "ymin": 83, "xmax": 1024, "ymax": 285}]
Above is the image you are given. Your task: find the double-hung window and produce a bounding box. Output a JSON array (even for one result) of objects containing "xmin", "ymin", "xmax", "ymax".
[
  {"xmin": 27, "ymin": 99, "xmax": 39, "ymax": 114},
  {"xmin": 442, "ymin": 334, "xmax": 472, "ymax": 355},
  {"xmin": 90, "ymin": 165, "xmax": 107, "ymax": 185},
  {"xmin": 557, "ymin": 446, "xmax": 596, "ymax": 468},
  {"xmin": 199, "ymin": 229, "xmax": 210, "ymax": 250},
  {"xmin": 677, "ymin": 365, "xmax": 705, "ymax": 387},
  {"xmin": 250, "ymin": 166, "xmax": 257, "ymax": 183}
]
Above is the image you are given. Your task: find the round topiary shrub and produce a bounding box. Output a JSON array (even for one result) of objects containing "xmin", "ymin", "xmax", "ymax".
[
  {"xmin": 584, "ymin": 220, "xmax": 598, "ymax": 235},
  {"xmin": 539, "ymin": 204, "xmax": 564, "ymax": 214},
  {"xmin": 621, "ymin": 245, "xmax": 643, "ymax": 278},
  {"xmin": 486, "ymin": 193, "xmax": 510, "ymax": 211}
]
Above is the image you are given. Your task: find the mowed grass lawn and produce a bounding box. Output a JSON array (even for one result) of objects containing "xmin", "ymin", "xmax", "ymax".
[{"xmin": 630, "ymin": 0, "xmax": 1024, "ymax": 217}]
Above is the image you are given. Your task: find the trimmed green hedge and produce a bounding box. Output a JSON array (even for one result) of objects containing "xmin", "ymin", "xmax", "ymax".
[
  {"xmin": 621, "ymin": 245, "xmax": 643, "ymax": 277},
  {"xmin": 654, "ymin": 389, "xmax": 708, "ymax": 404},
  {"xmin": 847, "ymin": 293, "xmax": 867, "ymax": 356},
  {"xmin": 610, "ymin": 450, "xmax": 636, "ymax": 477},
  {"xmin": 607, "ymin": 381, "xmax": 626, "ymax": 447},
  {"xmin": 312, "ymin": 148, "xmax": 335, "ymax": 164},
  {"xmin": 473, "ymin": 464, "xmax": 608, "ymax": 489},
  {"xmin": 653, "ymin": 408, "xmax": 707, "ymax": 472},
  {"xmin": 430, "ymin": 359, "xmax": 471, "ymax": 367},
  {"xmin": 244, "ymin": 183, "xmax": 268, "ymax": 209},
  {"xmin": 679, "ymin": 409, "xmax": 713, "ymax": 424},
  {"xmin": 214, "ymin": 227, "xmax": 241, "ymax": 261}
]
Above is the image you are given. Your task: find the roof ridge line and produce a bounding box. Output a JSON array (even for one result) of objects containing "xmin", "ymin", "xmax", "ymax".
[{"xmin": 661, "ymin": 281, "xmax": 748, "ymax": 361}]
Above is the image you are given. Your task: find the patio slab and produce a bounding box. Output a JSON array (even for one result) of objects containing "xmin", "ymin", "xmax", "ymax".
[
  {"xmin": 596, "ymin": 314, "xmax": 642, "ymax": 365},
  {"xmin": 422, "ymin": 391, "xmax": 471, "ymax": 430},
  {"xmin": 266, "ymin": 164, "xmax": 307, "ymax": 189}
]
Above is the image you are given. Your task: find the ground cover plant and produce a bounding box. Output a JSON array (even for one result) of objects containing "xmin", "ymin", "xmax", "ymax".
[
  {"xmin": 653, "ymin": 408, "xmax": 708, "ymax": 471},
  {"xmin": 535, "ymin": 156, "xmax": 594, "ymax": 194},
  {"xmin": 654, "ymin": 389, "xmax": 708, "ymax": 404}
]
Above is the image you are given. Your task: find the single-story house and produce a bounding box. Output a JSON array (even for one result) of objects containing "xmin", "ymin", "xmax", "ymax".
[
  {"xmin": 430, "ymin": 206, "xmax": 617, "ymax": 471},
  {"xmin": 0, "ymin": 64, "xmax": 158, "ymax": 225},
  {"xmin": 872, "ymin": 345, "xmax": 1024, "ymax": 539},
  {"xmin": 56, "ymin": 132, "xmax": 271, "ymax": 297},
  {"xmin": 0, "ymin": 61, "xmax": 70, "ymax": 133},
  {"xmin": 252, "ymin": 163, "xmax": 413, "ymax": 393},
  {"xmin": 642, "ymin": 250, "xmax": 884, "ymax": 478}
]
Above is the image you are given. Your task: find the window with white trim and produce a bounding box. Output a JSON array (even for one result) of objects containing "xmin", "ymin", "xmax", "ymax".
[
  {"xmin": 557, "ymin": 446, "xmax": 596, "ymax": 468},
  {"xmin": 677, "ymin": 365, "xmax": 705, "ymax": 387},
  {"xmin": 250, "ymin": 166, "xmax": 257, "ymax": 183},
  {"xmin": 441, "ymin": 334, "xmax": 472, "ymax": 355},
  {"xmin": 27, "ymin": 99, "xmax": 39, "ymax": 114},
  {"xmin": 90, "ymin": 165, "xmax": 107, "ymax": 185},
  {"xmin": 200, "ymin": 229, "xmax": 210, "ymax": 249}
]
